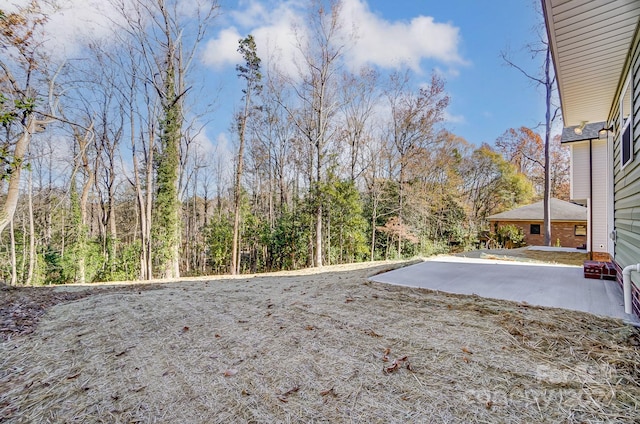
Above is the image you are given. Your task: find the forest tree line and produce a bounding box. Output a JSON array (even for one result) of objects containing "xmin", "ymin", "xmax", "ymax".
[{"xmin": 0, "ymin": 0, "xmax": 568, "ymax": 284}]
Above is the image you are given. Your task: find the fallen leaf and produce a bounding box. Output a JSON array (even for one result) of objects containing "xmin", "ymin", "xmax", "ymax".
[
  {"xmin": 461, "ymin": 347, "xmax": 473, "ymax": 355},
  {"xmin": 383, "ymin": 347, "xmax": 391, "ymax": 356},
  {"xmin": 345, "ymin": 297, "xmax": 354, "ymax": 303},
  {"xmin": 223, "ymin": 369, "xmax": 238, "ymax": 377},
  {"xmin": 364, "ymin": 329, "xmax": 381, "ymax": 337},
  {"xmin": 486, "ymin": 400, "xmax": 494, "ymax": 409},
  {"xmin": 320, "ymin": 387, "xmax": 337, "ymax": 397},
  {"xmin": 66, "ymin": 372, "xmax": 81, "ymax": 380},
  {"xmin": 280, "ymin": 386, "xmax": 300, "ymax": 396},
  {"xmin": 214, "ymin": 334, "xmax": 221, "ymax": 338},
  {"xmin": 384, "ymin": 356, "xmax": 408, "ymax": 374},
  {"xmin": 462, "ymin": 356, "xmax": 469, "ymax": 363},
  {"xmin": 277, "ymin": 385, "xmax": 300, "ymax": 402},
  {"xmin": 182, "ymin": 326, "xmax": 189, "ymax": 332},
  {"xmin": 305, "ymin": 325, "xmax": 315, "ymax": 331},
  {"xmin": 384, "ymin": 363, "xmax": 399, "ymax": 374}
]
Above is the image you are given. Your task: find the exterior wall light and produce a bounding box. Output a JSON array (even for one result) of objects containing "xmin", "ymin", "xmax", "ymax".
[
  {"xmin": 574, "ymin": 121, "xmax": 587, "ymax": 135},
  {"xmin": 598, "ymin": 125, "xmax": 613, "ymax": 139}
]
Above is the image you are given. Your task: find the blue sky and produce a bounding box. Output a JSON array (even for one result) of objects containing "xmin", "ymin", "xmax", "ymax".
[
  {"xmin": 421, "ymin": 0, "xmax": 549, "ymax": 144},
  {"xmin": 204, "ymin": 0, "xmax": 549, "ymax": 148},
  {"xmin": 25, "ymin": 0, "xmax": 549, "ymax": 155}
]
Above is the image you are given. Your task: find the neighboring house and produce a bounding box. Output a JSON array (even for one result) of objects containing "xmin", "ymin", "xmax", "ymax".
[
  {"xmin": 542, "ymin": 0, "xmax": 640, "ymax": 317},
  {"xmin": 488, "ymin": 199, "xmax": 587, "ymax": 247}
]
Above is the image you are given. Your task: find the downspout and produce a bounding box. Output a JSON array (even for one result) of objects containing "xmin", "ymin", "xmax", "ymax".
[
  {"xmin": 589, "ymin": 138, "xmax": 593, "ymax": 257},
  {"xmin": 622, "ymin": 264, "xmax": 640, "ymax": 314}
]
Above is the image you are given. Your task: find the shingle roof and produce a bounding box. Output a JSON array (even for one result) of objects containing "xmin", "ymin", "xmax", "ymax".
[
  {"xmin": 561, "ymin": 121, "xmax": 605, "ymax": 143},
  {"xmin": 487, "ymin": 198, "xmax": 587, "ymax": 222}
]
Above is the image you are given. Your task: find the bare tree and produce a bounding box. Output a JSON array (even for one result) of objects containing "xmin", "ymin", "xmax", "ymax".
[
  {"xmin": 279, "ymin": 0, "xmax": 348, "ymax": 267},
  {"xmin": 383, "ymin": 71, "xmax": 449, "ymax": 256},
  {"xmin": 339, "ymin": 67, "xmax": 379, "ymax": 182},
  {"xmin": 110, "ymin": 0, "xmax": 219, "ymax": 278},
  {"xmin": 0, "ymin": 4, "xmax": 59, "ymax": 236},
  {"xmin": 231, "ymin": 35, "xmax": 262, "ymax": 275},
  {"xmin": 502, "ymin": 34, "xmax": 559, "ymax": 246}
]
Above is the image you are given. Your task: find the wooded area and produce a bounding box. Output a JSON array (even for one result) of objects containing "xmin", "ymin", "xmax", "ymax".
[{"xmin": 0, "ymin": 0, "xmax": 569, "ymax": 284}]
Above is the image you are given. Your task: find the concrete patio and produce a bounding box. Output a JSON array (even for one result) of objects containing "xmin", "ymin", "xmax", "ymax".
[{"xmin": 370, "ymin": 256, "xmax": 640, "ymax": 324}]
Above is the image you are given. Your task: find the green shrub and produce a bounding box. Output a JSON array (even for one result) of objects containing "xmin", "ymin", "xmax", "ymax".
[{"xmin": 496, "ymin": 224, "xmax": 525, "ymax": 248}]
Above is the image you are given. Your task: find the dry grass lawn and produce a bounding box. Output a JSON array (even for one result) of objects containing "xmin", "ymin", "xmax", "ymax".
[
  {"xmin": 1, "ymin": 260, "xmax": 639, "ymax": 423},
  {"xmin": 455, "ymin": 247, "xmax": 589, "ymax": 266}
]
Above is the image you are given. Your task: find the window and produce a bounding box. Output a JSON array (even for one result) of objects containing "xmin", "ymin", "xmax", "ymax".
[
  {"xmin": 575, "ymin": 225, "xmax": 586, "ymax": 236},
  {"xmin": 621, "ymin": 78, "xmax": 633, "ymax": 168},
  {"xmin": 530, "ymin": 224, "xmax": 541, "ymax": 235}
]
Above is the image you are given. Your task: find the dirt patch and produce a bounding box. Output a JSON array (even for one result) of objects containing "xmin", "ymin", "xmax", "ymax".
[
  {"xmin": 457, "ymin": 247, "xmax": 588, "ymax": 266},
  {"xmin": 0, "ymin": 284, "xmax": 161, "ymax": 342},
  {"xmin": 1, "ymin": 261, "xmax": 638, "ymax": 423}
]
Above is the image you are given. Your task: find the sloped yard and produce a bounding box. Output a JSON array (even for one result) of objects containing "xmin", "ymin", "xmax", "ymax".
[{"xmin": 1, "ymin": 261, "xmax": 639, "ymax": 423}]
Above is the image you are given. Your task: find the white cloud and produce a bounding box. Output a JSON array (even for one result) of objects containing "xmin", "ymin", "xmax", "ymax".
[
  {"xmin": 203, "ymin": 0, "xmax": 465, "ymax": 75},
  {"xmin": 176, "ymin": 0, "xmax": 218, "ymax": 19},
  {"xmin": 341, "ymin": 0, "xmax": 463, "ymax": 71},
  {"xmin": 202, "ymin": 0, "xmax": 303, "ymax": 75},
  {"xmin": 434, "ymin": 66, "xmax": 462, "ymax": 79},
  {"xmin": 192, "ymin": 129, "xmax": 218, "ymax": 157},
  {"xmin": 24, "ymin": 0, "xmax": 214, "ymax": 61},
  {"xmin": 202, "ymin": 27, "xmax": 244, "ymax": 69},
  {"xmin": 228, "ymin": 0, "xmax": 270, "ymax": 28},
  {"xmin": 39, "ymin": 0, "xmax": 131, "ymax": 59},
  {"xmin": 444, "ymin": 111, "xmax": 465, "ymax": 124}
]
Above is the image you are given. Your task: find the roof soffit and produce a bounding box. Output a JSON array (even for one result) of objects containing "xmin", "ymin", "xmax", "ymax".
[{"xmin": 542, "ymin": 0, "xmax": 640, "ymax": 127}]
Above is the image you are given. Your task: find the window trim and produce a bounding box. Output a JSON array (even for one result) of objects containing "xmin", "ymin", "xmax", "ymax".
[
  {"xmin": 574, "ymin": 224, "xmax": 586, "ymax": 236},
  {"xmin": 620, "ymin": 77, "xmax": 633, "ymax": 169}
]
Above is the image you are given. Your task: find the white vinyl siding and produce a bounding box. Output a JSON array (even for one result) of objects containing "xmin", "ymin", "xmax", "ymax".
[
  {"xmin": 613, "ymin": 27, "xmax": 640, "ymax": 276},
  {"xmin": 570, "ymin": 141, "xmax": 590, "ymax": 201},
  {"xmin": 592, "ymin": 139, "xmax": 610, "ymax": 253}
]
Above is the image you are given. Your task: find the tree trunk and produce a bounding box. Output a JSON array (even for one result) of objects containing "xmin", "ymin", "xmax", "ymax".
[
  {"xmin": 397, "ymin": 161, "xmax": 405, "ymax": 257},
  {"xmin": 543, "ymin": 46, "xmax": 552, "ymax": 246},
  {"xmin": 0, "ymin": 117, "xmax": 33, "ymax": 235},
  {"xmin": 370, "ymin": 199, "xmax": 378, "ymax": 261},
  {"xmin": 78, "ymin": 123, "xmax": 95, "ymax": 285},
  {"xmin": 232, "ymin": 109, "xmax": 248, "ymax": 275},
  {"xmin": 9, "ymin": 219, "xmax": 17, "ymax": 286},
  {"xmin": 26, "ymin": 170, "xmax": 35, "ymax": 285}
]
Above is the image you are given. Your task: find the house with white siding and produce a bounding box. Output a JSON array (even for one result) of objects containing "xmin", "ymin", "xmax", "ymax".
[{"xmin": 542, "ymin": 0, "xmax": 640, "ymax": 317}]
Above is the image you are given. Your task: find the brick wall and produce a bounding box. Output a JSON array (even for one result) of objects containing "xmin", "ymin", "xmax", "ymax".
[
  {"xmin": 614, "ymin": 261, "xmax": 640, "ymax": 318},
  {"xmin": 493, "ymin": 220, "xmax": 587, "ymax": 248}
]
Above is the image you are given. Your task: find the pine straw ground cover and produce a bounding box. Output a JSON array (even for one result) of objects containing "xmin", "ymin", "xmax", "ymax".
[{"xmin": 1, "ymin": 261, "xmax": 639, "ymax": 423}]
